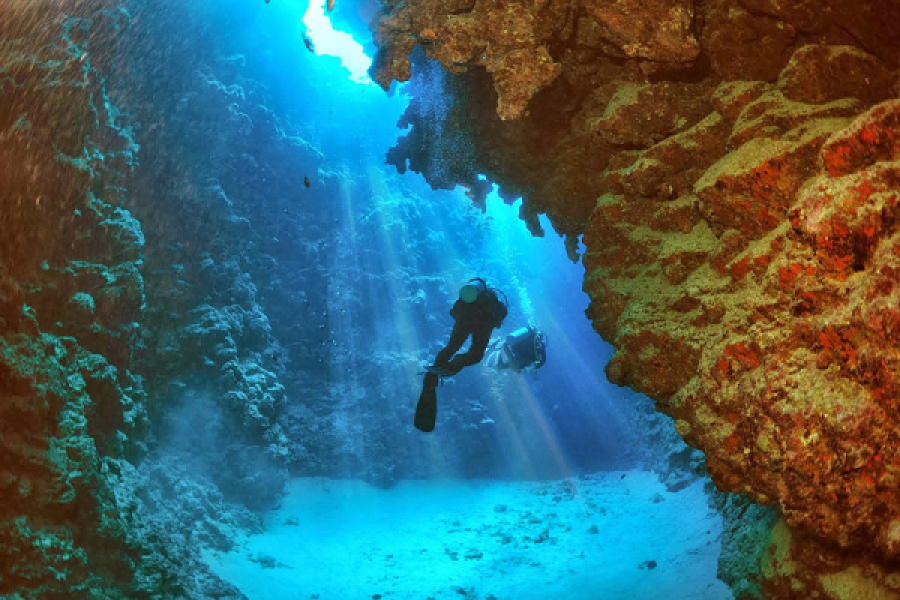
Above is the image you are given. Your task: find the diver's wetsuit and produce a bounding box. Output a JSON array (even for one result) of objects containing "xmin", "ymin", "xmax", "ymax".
[
  {"xmin": 435, "ymin": 303, "xmax": 495, "ymax": 369},
  {"xmin": 416, "ymin": 285, "xmax": 507, "ymax": 432}
]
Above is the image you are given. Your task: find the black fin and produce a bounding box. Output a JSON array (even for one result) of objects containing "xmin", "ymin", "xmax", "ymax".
[{"xmin": 414, "ymin": 385, "xmax": 437, "ymax": 432}]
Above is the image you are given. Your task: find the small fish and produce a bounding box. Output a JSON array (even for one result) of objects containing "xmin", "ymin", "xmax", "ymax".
[
  {"xmin": 326, "ymin": 0, "xmax": 335, "ymax": 12},
  {"xmin": 303, "ymin": 34, "xmax": 315, "ymax": 53},
  {"xmin": 304, "ymin": 176, "xmax": 310, "ymax": 188}
]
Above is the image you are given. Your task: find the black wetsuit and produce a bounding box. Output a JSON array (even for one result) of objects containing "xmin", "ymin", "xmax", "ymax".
[
  {"xmin": 435, "ymin": 293, "xmax": 504, "ymax": 370},
  {"xmin": 415, "ymin": 287, "xmax": 507, "ymax": 432}
]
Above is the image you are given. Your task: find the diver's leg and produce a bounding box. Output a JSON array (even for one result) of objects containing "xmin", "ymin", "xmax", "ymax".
[
  {"xmin": 433, "ymin": 321, "xmax": 471, "ymax": 366},
  {"xmin": 443, "ymin": 325, "xmax": 492, "ymax": 375},
  {"xmin": 418, "ymin": 322, "xmax": 468, "ymax": 432}
]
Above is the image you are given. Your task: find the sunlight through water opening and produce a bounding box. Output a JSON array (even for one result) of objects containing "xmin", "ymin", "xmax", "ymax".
[{"xmin": 301, "ymin": 0, "xmax": 373, "ymax": 84}]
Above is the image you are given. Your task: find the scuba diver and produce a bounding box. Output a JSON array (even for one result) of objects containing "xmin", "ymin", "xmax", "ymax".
[
  {"xmin": 482, "ymin": 325, "xmax": 548, "ymax": 373},
  {"xmin": 415, "ymin": 278, "xmax": 508, "ymax": 432}
]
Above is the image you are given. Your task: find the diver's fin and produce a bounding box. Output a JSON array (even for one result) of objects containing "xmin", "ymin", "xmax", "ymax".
[{"xmin": 414, "ymin": 385, "xmax": 437, "ymax": 432}]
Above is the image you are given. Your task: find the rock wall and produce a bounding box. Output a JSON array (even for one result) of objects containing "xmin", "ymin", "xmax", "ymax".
[
  {"xmin": 369, "ymin": 0, "xmax": 900, "ymax": 596},
  {"xmin": 110, "ymin": 1, "xmax": 305, "ymax": 505},
  {"xmin": 0, "ymin": 2, "xmax": 250, "ymax": 597},
  {"xmin": 0, "ymin": 0, "xmax": 345, "ymax": 595}
]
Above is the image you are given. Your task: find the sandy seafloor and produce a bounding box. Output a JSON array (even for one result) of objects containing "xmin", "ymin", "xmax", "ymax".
[{"xmin": 205, "ymin": 471, "xmax": 734, "ymax": 600}]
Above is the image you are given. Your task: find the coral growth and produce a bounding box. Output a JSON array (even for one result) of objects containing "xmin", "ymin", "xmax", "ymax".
[{"xmin": 0, "ymin": 5, "xmax": 150, "ymax": 597}]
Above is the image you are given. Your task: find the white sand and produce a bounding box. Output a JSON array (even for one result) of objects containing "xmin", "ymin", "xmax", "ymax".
[{"xmin": 204, "ymin": 471, "xmax": 733, "ymax": 600}]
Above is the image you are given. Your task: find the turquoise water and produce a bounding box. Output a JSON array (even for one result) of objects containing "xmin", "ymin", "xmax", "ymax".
[
  {"xmin": 69, "ymin": 0, "xmax": 733, "ymax": 596},
  {"xmin": 205, "ymin": 474, "xmax": 729, "ymax": 599}
]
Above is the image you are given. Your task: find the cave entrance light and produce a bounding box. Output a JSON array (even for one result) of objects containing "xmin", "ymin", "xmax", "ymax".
[{"xmin": 301, "ymin": 0, "xmax": 374, "ymax": 85}]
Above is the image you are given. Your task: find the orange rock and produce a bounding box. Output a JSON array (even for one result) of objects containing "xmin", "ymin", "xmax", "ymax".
[
  {"xmin": 821, "ymin": 100, "xmax": 900, "ymax": 177},
  {"xmin": 711, "ymin": 80, "xmax": 770, "ymax": 119},
  {"xmin": 617, "ymin": 111, "xmax": 730, "ymax": 198},
  {"xmin": 581, "ymin": 0, "xmax": 700, "ymax": 62},
  {"xmin": 778, "ymin": 44, "xmax": 897, "ymax": 105},
  {"xmin": 790, "ymin": 162, "xmax": 900, "ymax": 276},
  {"xmin": 729, "ymin": 89, "xmax": 861, "ymax": 147},
  {"xmin": 695, "ymin": 119, "xmax": 839, "ymax": 237},
  {"xmin": 700, "ymin": 0, "xmax": 797, "ymax": 81},
  {"xmin": 590, "ymin": 82, "xmax": 711, "ymax": 147}
]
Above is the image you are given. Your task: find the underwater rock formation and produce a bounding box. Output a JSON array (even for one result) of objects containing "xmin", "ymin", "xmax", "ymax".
[
  {"xmin": 0, "ymin": 2, "xmax": 245, "ymax": 597},
  {"xmin": 371, "ymin": 0, "xmax": 900, "ymax": 596},
  {"xmin": 0, "ymin": 4, "xmax": 153, "ymax": 597},
  {"xmin": 108, "ymin": 0, "xmax": 339, "ymax": 509},
  {"xmin": 0, "ymin": 0, "xmax": 324, "ymax": 595}
]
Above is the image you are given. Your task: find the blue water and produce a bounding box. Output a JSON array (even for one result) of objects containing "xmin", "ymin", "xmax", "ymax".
[
  {"xmin": 141, "ymin": 0, "xmax": 730, "ymax": 597},
  {"xmin": 182, "ymin": 0, "xmax": 639, "ymax": 475}
]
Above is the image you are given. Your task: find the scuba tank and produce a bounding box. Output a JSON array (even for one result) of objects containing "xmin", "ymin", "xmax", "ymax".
[{"xmin": 459, "ymin": 278, "xmax": 487, "ymax": 303}]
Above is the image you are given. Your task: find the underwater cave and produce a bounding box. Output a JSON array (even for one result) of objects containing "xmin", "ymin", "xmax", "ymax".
[{"xmin": 2, "ymin": 0, "xmax": 900, "ymax": 598}]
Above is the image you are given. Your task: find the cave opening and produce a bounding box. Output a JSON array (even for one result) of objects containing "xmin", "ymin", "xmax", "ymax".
[
  {"xmin": 180, "ymin": 1, "xmax": 732, "ymax": 598},
  {"xmin": 9, "ymin": 0, "xmax": 900, "ymax": 595},
  {"xmin": 0, "ymin": 0, "xmax": 741, "ymax": 598}
]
